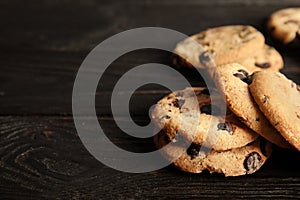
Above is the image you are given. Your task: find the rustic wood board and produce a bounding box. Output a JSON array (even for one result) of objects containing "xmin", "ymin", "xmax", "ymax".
[{"xmin": 1, "ymin": 0, "xmax": 300, "ymax": 199}]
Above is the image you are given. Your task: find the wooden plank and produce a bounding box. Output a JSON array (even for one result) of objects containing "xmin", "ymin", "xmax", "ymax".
[
  {"xmin": 0, "ymin": 2, "xmax": 300, "ymax": 115},
  {"xmin": 0, "ymin": 48, "xmax": 299, "ymax": 116},
  {"xmin": 1, "ymin": 116, "xmax": 300, "ymax": 199}
]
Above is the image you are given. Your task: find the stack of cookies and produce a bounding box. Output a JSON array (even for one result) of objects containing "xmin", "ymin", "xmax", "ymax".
[{"xmin": 151, "ymin": 24, "xmax": 300, "ymax": 176}]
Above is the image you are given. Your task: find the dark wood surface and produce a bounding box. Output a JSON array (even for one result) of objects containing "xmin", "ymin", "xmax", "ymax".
[{"xmin": 1, "ymin": 0, "xmax": 300, "ymax": 199}]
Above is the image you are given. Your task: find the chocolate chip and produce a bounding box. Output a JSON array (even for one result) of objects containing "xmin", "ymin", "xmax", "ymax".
[
  {"xmin": 246, "ymin": 74, "xmax": 253, "ymax": 84},
  {"xmin": 238, "ymin": 69, "xmax": 248, "ymax": 76},
  {"xmin": 244, "ymin": 152, "xmax": 262, "ymax": 172},
  {"xmin": 297, "ymin": 85, "xmax": 300, "ymax": 92},
  {"xmin": 233, "ymin": 69, "xmax": 253, "ymax": 84},
  {"xmin": 255, "ymin": 117, "xmax": 260, "ymax": 122},
  {"xmin": 173, "ymin": 99, "xmax": 185, "ymax": 109},
  {"xmin": 260, "ymin": 139, "xmax": 268, "ymax": 157},
  {"xmin": 165, "ymin": 115, "xmax": 171, "ymax": 119},
  {"xmin": 186, "ymin": 143, "xmax": 209, "ymax": 160},
  {"xmin": 186, "ymin": 143, "xmax": 201, "ymax": 160},
  {"xmin": 200, "ymin": 105, "xmax": 212, "ymax": 114},
  {"xmin": 255, "ymin": 62, "xmax": 270, "ymax": 69},
  {"xmin": 199, "ymin": 51, "xmax": 212, "ymax": 65},
  {"xmin": 200, "ymin": 104, "xmax": 221, "ymax": 115},
  {"xmin": 217, "ymin": 122, "xmax": 233, "ymax": 134}
]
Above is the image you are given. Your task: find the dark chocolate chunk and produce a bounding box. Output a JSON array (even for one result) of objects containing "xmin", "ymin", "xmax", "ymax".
[
  {"xmin": 165, "ymin": 115, "xmax": 171, "ymax": 119},
  {"xmin": 200, "ymin": 105, "xmax": 212, "ymax": 115},
  {"xmin": 173, "ymin": 99, "xmax": 185, "ymax": 109},
  {"xmin": 255, "ymin": 62, "xmax": 270, "ymax": 69},
  {"xmin": 186, "ymin": 143, "xmax": 201, "ymax": 160},
  {"xmin": 237, "ymin": 69, "xmax": 249, "ymax": 76},
  {"xmin": 217, "ymin": 122, "xmax": 233, "ymax": 134},
  {"xmin": 255, "ymin": 117, "xmax": 260, "ymax": 122},
  {"xmin": 244, "ymin": 152, "xmax": 262, "ymax": 172},
  {"xmin": 233, "ymin": 69, "xmax": 253, "ymax": 84},
  {"xmin": 233, "ymin": 72, "xmax": 245, "ymax": 80},
  {"xmin": 187, "ymin": 144, "xmax": 209, "ymax": 160},
  {"xmin": 246, "ymin": 74, "xmax": 253, "ymax": 84}
]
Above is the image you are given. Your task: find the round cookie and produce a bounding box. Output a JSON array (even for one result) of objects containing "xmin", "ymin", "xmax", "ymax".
[
  {"xmin": 267, "ymin": 8, "xmax": 300, "ymax": 45},
  {"xmin": 154, "ymin": 131, "xmax": 272, "ymax": 176},
  {"xmin": 236, "ymin": 44, "xmax": 284, "ymax": 73},
  {"xmin": 249, "ymin": 71, "xmax": 300, "ymax": 151},
  {"xmin": 210, "ymin": 63, "xmax": 292, "ymax": 149},
  {"xmin": 151, "ymin": 87, "xmax": 259, "ymax": 151},
  {"xmin": 173, "ymin": 25, "xmax": 265, "ymax": 68}
]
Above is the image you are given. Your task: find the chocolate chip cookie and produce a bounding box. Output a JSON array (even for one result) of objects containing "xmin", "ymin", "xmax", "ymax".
[
  {"xmin": 173, "ymin": 25, "xmax": 265, "ymax": 68},
  {"xmin": 211, "ymin": 63, "xmax": 292, "ymax": 149},
  {"xmin": 267, "ymin": 8, "xmax": 300, "ymax": 45},
  {"xmin": 249, "ymin": 71, "xmax": 300, "ymax": 150},
  {"xmin": 151, "ymin": 87, "xmax": 259, "ymax": 151},
  {"xmin": 154, "ymin": 131, "xmax": 272, "ymax": 176}
]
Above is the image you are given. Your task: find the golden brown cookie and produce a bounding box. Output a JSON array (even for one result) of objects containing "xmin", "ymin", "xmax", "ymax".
[
  {"xmin": 151, "ymin": 87, "xmax": 259, "ymax": 151},
  {"xmin": 173, "ymin": 25, "xmax": 265, "ymax": 68},
  {"xmin": 210, "ymin": 63, "xmax": 292, "ymax": 149},
  {"xmin": 249, "ymin": 71, "xmax": 300, "ymax": 150},
  {"xmin": 267, "ymin": 8, "xmax": 300, "ymax": 45},
  {"xmin": 154, "ymin": 131, "xmax": 272, "ymax": 176}
]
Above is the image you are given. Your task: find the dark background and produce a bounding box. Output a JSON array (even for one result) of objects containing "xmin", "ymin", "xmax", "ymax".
[{"xmin": 1, "ymin": 0, "xmax": 300, "ymax": 199}]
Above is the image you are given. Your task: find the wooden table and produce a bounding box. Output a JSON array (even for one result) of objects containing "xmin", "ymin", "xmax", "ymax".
[{"xmin": 1, "ymin": 0, "xmax": 300, "ymax": 199}]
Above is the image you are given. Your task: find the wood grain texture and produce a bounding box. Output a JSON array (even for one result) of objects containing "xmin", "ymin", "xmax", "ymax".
[
  {"xmin": 0, "ymin": 1, "xmax": 300, "ymax": 115},
  {"xmin": 1, "ymin": 0, "xmax": 300, "ymax": 199},
  {"xmin": 1, "ymin": 117, "xmax": 300, "ymax": 199},
  {"xmin": 0, "ymin": 49, "xmax": 299, "ymax": 116}
]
